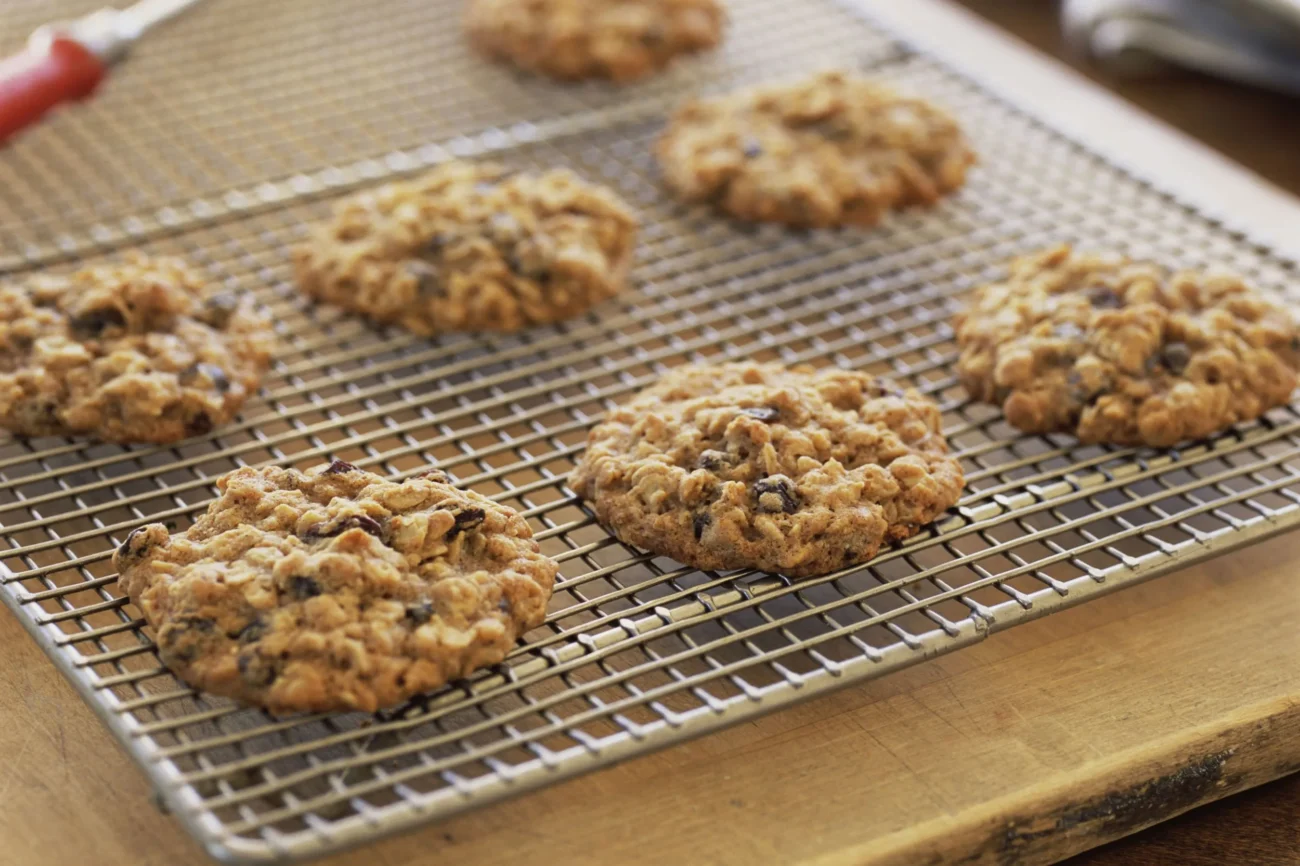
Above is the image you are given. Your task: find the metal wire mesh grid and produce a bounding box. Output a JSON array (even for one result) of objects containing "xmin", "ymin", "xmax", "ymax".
[
  {"xmin": 0, "ymin": 0, "xmax": 898, "ymax": 269},
  {"xmin": 1, "ymin": 0, "xmax": 1298, "ymax": 863}
]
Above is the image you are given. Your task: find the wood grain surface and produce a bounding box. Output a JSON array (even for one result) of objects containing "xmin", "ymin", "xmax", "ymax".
[
  {"xmin": 947, "ymin": 3, "xmax": 1300, "ymax": 861},
  {"xmin": 1068, "ymin": 773, "xmax": 1300, "ymax": 866}
]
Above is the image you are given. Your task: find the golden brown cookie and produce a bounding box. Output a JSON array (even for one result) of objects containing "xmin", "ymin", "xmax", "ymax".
[
  {"xmin": 466, "ymin": 0, "xmax": 725, "ymax": 82},
  {"xmin": 0, "ymin": 255, "xmax": 272, "ymax": 444},
  {"xmin": 115, "ymin": 461, "xmax": 559, "ymax": 714},
  {"xmin": 656, "ymin": 71, "xmax": 975, "ymax": 228},
  {"xmin": 571, "ymin": 363, "xmax": 965, "ymax": 578},
  {"xmin": 294, "ymin": 161, "xmax": 639, "ymax": 335},
  {"xmin": 954, "ymin": 245, "xmax": 1300, "ymax": 447}
]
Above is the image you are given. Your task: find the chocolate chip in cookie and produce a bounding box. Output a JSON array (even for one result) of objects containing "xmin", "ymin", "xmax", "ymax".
[
  {"xmin": 288, "ymin": 575, "xmax": 323, "ymax": 599},
  {"xmin": 324, "ymin": 459, "xmax": 360, "ymax": 474},
  {"xmin": 449, "ymin": 507, "xmax": 487, "ymax": 537},
  {"xmin": 69, "ymin": 306, "xmax": 126, "ymax": 339},
  {"xmin": 753, "ymin": 476, "xmax": 799, "ymax": 514},
  {"xmin": 697, "ymin": 450, "xmax": 731, "ymax": 471}
]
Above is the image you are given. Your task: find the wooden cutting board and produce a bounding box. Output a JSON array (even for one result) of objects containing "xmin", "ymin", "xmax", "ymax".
[{"xmin": 3, "ymin": 527, "xmax": 1299, "ymax": 866}]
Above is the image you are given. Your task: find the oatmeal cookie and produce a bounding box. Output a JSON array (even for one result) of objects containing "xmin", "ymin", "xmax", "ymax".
[
  {"xmin": 115, "ymin": 461, "xmax": 558, "ymax": 714},
  {"xmin": 294, "ymin": 161, "xmax": 639, "ymax": 335},
  {"xmin": 656, "ymin": 70, "xmax": 975, "ymax": 227},
  {"xmin": 466, "ymin": 0, "xmax": 725, "ymax": 83},
  {"xmin": 0, "ymin": 255, "xmax": 273, "ymax": 444},
  {"xmin": 571, "ymin": 363, "xmax": 964, "ymax": 578},
  {"xmin": 954, "ymin": 245, "xmax": 1300, "ymax": 447}
]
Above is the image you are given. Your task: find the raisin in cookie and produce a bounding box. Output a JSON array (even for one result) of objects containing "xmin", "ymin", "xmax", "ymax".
[
  {"xmin": 115, "ymin": 461, "xmax": 558, "ymax": 714},
  {"xmin": 0, "ymin": 255, "xmax": 272, "ymax": 444},
  {"xmin": 656, "ymin": 71, "xmax": 975, "ymax": 228},
  {"xmin": 466, "ymin": 0, "xmax": 725, "ymax": 83},
  {"xmin": 571, "ymin": 363, "xmax": 964, "ymax": 578},
  {"xmin": 954, "ymin": 246, "xmax": 1300, "ymax": 447},
  {"xmin": 294, "ymin": 161, "xmax": 639, "ymax": 335}
]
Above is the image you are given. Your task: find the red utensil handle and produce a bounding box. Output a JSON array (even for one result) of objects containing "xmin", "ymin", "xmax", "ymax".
[{"xmin": 0, "ymin": 37, "xmax": 106, "ymax": 144}]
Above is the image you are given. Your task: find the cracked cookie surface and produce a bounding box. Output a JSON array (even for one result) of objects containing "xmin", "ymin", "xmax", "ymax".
[
  {"xmin": 0, "ymin": 255, "xmax": 272, "ymax": 444},
  {"xmin": 954, "ymin": 245, "xmax": 1300, "ymax": 447},
  {"xmin": 115, "ymin": 461, "xmax": 558, "ymax": 714},
  {"xmin": 294, "ymin": 161, "xmax": 639, "ymax": 335},
  {"xmin": 656, "ymin": 71, "xmax": 975, "ymax": 227},
  {"xmin": 466, "ymin": 0, "xmax": 725, "ymax": 82},
  {"xmin": 571, "ymin": 363, "xmax": 965, "ymax": 578}
]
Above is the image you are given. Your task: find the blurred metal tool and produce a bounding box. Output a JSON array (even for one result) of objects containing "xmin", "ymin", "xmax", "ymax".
[
  {"xmin": 0, "ymin": 0, "xmax": 206, "ymax": 144},
  {"xmin": 1063, "ymin": 0, "xmax": 1300, "ymax": 95}
]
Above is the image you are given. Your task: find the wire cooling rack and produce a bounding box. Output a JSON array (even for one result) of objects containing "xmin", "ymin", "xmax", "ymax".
[{"xmin": 1, "ymin": 0, "xmax": 1298, "ymax": 862}]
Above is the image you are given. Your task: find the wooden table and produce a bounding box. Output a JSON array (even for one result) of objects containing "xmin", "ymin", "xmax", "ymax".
[
  {"xmin": 948, "ymin": 3, "xmax": 1300, "ymax": 863},
  {"xmin": 3, "ymin": 3, "xmax": 1300, "ymax": 865}
]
